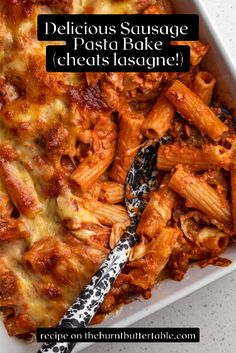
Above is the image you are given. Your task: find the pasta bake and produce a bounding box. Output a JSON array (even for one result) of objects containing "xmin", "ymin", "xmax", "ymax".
[{"xmin": 0, "ymin": 0, "xmax": 235, "ymax": 339}]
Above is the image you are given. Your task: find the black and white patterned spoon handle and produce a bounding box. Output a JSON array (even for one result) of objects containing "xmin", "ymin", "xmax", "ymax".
[
  {"xmin": 37, "ymin": 227, "xmax": 137, "ymax": 353},
  {"xmin": 37, "ymin": 139, "xmax": 163, "ymax": 353}
]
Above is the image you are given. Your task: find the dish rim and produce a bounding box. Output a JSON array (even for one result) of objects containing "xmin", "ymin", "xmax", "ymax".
[{"xmin": 1, "ymin": 1, "xmax": 236, "ymax": 352}]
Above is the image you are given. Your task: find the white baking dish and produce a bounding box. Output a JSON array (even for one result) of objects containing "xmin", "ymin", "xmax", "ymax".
[{"xmin": 1, "ymin": 1, "xmax": 236, "ymax": 352}]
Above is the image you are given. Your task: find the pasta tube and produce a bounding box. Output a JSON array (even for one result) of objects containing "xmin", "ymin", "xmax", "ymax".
[
  {"xmin": 83, "ymin": 198, "xmax": 129, "ymax": 226},
  {"xmin": 109, "ymin": 112, "xmax": 144, "ymax": 183},
  {"xmin": 141, "ymin": 92, "xmax": 175, "ymax": 139},
  {"xmin": 137, "ymin": 183, "xmax": 177, "ymax": 237},
  {"xmin": 0, "ymin": 159, "xmax": 41, "ymax": 218},
  {"xmin": 194, "ymin": 227, "xmax": 229, "ymax": 256},
  {"xmin": 171, "ymin": 40, "xmax": 208, "ymax": 66},
  {"xmin": 192, "ymin": 71, "xmax": 216, "ymax": 105},
  {"xmin": 99, "ymin": 181, "xmax": 124, "ymax": 204},
  {"xmin": 127, "ymin": 227, "xmax": 179, "ymax": 289},
  {"xmin": 180, "ymin": 212, "xmax": 229, "ymax": 256},
  {"xmin": 169, "ymin": 167, "xmax": 231, "ymax": 224},
  {"xmin": 157, "ymin": 143, "xmax": 231, "ymax": 171},
  {"xmin": 57, "ymin": 187, "xmax": 129, "ymax": 228},
  {"xmin": 70, "ymin": 141, "xmax": 116, "ymax": 192},
  {"xmin": 165, "ymin": 80, "xmax": 228, "ymax": 141}
]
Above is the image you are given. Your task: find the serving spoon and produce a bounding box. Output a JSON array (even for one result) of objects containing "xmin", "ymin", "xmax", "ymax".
[{"xmin": 37, "ymin": 138, "xmax": 163, "ymax": 353}]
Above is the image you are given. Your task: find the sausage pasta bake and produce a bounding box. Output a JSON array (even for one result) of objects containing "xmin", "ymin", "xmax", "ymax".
[{"xmin": 0, "ymin": 0, "xmax": 235, "ymax": 339}]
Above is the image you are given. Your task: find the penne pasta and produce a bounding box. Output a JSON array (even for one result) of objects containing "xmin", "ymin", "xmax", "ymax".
[
  {"xmin": 109, "ymin": 111, "xmax": 144, "ymax": 183},
  {"xmin": 0, "ymin": 181, "xmax": 13, "ymax": 217},
  {"xmin": 0, "ymin": 217, "xmax": 30, "ymax": 241},
  {"xmin": 128, "ymin": 235, "xmax": 147, "ymax": 261},
  {"xmin": 194, "ymin": 227, "xmax": 229, "ymax": 256},
  {"xmin": 192, "ymin": 71, "xmax": 216, "ymax": 105},
  {"xmin": 84, "ymin": 199, "xmax": 129, "ymax": 226},
  {"xmin": 137, "ymin": 180, "xmax": 177, "ymax": 238},
  {"xmin": 109, "ymin": 223, "xmax": 127, "ymax": 249},
  {"xmin": 99, "ymin": 181, "xmax": 124, "ymax": 204},
  {"xmin": 171, "ymin": 40, "xmax": 209, "ymax": 66},
  {"xmin": 57, "ymin": 187, "xmax": 100, "ymax": 230},
  {"xmin": 147, "ymin": 227, "xmax": 179, "ymax": 256},
  {"xmin": 180, "ymin": 212, "xmax": 229, "ymax": 256},
  {"xmin": 157, "ymin": 142, "xmax": 232, "ymax": 171},
  {"xmin": 165, "ymin": 80, "xmax": 228, "ymax": 141},
  {"xmin": 127, "ymin": 227, "xmax": 179, "ymax": 289},
  {"xmin": 0, "ymin": 159, "xmax": 41, "ymax": 218},
  {"xmin": 141, "ymin": 92, "xmax": 175, "ymax": 139},
  {"xmin": 70, "ymin": 141, "xmax": 116, "ymax": 192},
  {"xmin": 0, "ymin": 258, "xmax": 20, "ymax": 308},
  {"xmin": 80, "ymin": 181, "xmax": 102, "ymax": 201},
  {"xmin": 169, "ymin": 167, "xmax": 231, "ymax": 224},
  {"xmin": 57, "ymin": 186, "xmax": 129, "ymax": 229}
]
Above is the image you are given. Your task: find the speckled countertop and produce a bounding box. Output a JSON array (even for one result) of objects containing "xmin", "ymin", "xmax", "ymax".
[{"xmin": 81, "ymin": 2, "xmax": 236, "ymax": 353}]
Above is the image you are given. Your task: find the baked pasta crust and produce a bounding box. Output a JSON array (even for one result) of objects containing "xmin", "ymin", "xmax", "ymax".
[{"xmin": 0, "ymin": 0, "xmax": 234, "ymax": 337}]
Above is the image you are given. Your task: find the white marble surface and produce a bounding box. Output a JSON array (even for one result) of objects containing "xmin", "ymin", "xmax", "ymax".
[{"xmin": 81, "ymin": 2, "xmax": 236, "ymax": 353}]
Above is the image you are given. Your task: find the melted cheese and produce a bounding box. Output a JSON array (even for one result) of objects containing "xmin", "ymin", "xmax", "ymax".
[
  {"xmin": 0, "ymin": 0, "xmax": 143, "ymax": 337},
  {"xmin": 57, "ymin": 188, "xmax": 100, "ymax": 235},
  {"xmin": 82, "ymin": 0, "xmax": 138, "ymax": 13},
  {"xmin": 23, "ymin": 199, "xmax": 62, "ymax": 244}
]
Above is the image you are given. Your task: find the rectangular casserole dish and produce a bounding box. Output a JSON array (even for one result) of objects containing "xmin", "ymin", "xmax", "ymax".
[{"xmin": 1, "ymin": 0, "xmax": 236, "ymax": 352}]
